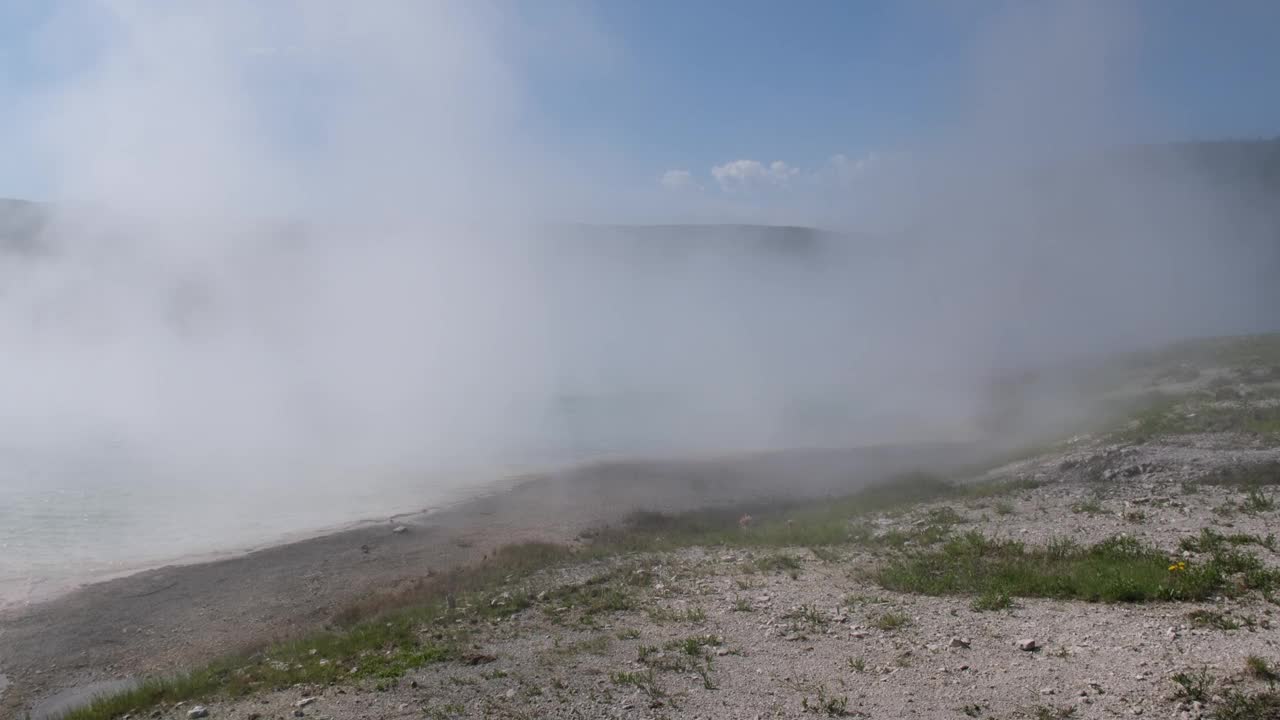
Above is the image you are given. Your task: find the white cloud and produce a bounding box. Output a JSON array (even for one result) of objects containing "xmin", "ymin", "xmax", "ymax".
[
  {"xmin": 659, "ymin": 169, "xmax": 697, "ymax": 190},
  {"xmin": 710, "ymin": 159, "xmax": 798, "ymax": 190}
]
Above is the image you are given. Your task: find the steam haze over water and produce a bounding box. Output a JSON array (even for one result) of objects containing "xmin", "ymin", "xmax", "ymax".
[{"xmin": 1, "ymin": 2, "xmax": 1279, "ymax": 607}]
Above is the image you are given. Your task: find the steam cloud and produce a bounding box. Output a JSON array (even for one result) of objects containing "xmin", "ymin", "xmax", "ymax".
[{"xmin": 1, "ymin": 0, "xmax": 1277, "ymax": 510}]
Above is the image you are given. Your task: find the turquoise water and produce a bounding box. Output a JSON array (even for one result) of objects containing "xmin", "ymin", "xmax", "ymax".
[{"xmin": 0, "ymin": 443, "xmax": 500, "ymax": 610}]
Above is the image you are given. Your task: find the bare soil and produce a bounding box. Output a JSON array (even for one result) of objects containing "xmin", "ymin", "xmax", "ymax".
[{"xmin": 199, "ymin": 433, "xmax": 1280, "ymax": 720}]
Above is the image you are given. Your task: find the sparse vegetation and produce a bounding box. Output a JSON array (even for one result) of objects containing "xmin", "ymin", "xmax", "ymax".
[
  {"xmin": 1031, "ymin": 705, "xmax": 1077, "ymax": 720},
  {"xmin": 1122, "ymin": 509, "xmax": 1147, "ymax": 523},
  {"xmin": 784, "ymin": 603, "xmax": 829, "ymax": 629},
  {"xmin": 1245, "ymin": 655, "xmax": 1277, "ymax": 682},
  {"xmin": 1070, "ymin": 497, "xmax": 1104, "ymax": 515},
  {"xmin": 755, "ymin": 553, "xmax": 803, "ymax": 573},
  {"xmin": 664, "ymin": 633, "xmax": 721, "ymax": 656},
  {"xmin": 871, "ymin": 611, "xmax": 911, "ymax": 631},
  {"xmin": 970, "ymin": 590, "xmax": 1013, "ymax": 612},
  {"xmin": 1242, "ymin": 489, "xmax": 1275, "ymax": 513},
  {"xmin": 610, "ymin": 668, "xmax": 663, "ymax": 703},
  {"xmin": 1198, "ymin": 462, "xmax": 1280, "ymax": 489},
  {"xmin": 1180, "ymin": 528, "xmax": 1277, "ymax": 554},
  {"xmin": 647, "ymin": 605, "xmax": 706, "ymax": 624},
  {"xmin": 1187, "ymin": 609, "xmax": 1246, "ymax": 631},
  {"xmin": 801, "ymin": 686, "xmax": 851, "ymax": 716},
  {"xmin": 1214, "ymin": 689, "xmax": 1280, "ymax": 720},
  {"xmin": 1171, "ymin": 667, "xmax": 1214, "ymax": 703},
  {"xmin": 1118, "ymin": 398, "xmax": 1280, "ymax": 443}
]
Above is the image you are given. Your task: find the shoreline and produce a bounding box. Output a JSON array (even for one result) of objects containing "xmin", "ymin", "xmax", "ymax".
[
  {"xmin": 0, "ymin": 441, "xmax": 992, "ymax": 718},
  {"xmin": 0, "ymin": 472, "xmax": 528, "ymax": 615}
]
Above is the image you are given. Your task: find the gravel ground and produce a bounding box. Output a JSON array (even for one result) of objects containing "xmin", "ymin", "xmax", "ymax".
[{"xmin": 183, "ymin": 433, "xmax": 1280, "ymax": 720}]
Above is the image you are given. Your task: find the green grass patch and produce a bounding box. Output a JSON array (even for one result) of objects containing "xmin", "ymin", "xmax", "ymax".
[
  {"xmin": 1242, "ymin": 489, "xmax": 1276, "ymax": 513},
  {"xmin": 1119, "ymin": 400, "xmax": 1280, "ymax": 443},
  {"xmin": 970, "ymin": 590, "xmax": 1013, "ymax": 612},
  {"xmin": 1171, "ymin": 667, "xmax": 1214, "ymax": 703},
  {"xmin": 1181, "ymin": 528, "xmax": 1277, "ymax": 554},
  {"xmin": 870, "ymin": 611, "xmax": 911, "ymax": 631},
  {"xmin": 876, "ymin": 532, "xmax": 1279, "ymax": 603}
]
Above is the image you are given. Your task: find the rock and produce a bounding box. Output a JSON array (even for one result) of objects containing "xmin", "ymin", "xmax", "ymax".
[
  {"xmin": 504, "ymin": 688, "xmax": 517, "ymax": 699},
  {"xmin": 292, "ymin": 711, "xmax": 304, "ymax": 718},
  {"xmin": 1018, "ymin": 638, "xmax": 1040, "ymax": 651},
  {"xmin": 392, "ymin": 526, "xmax": 408, "ymax": 534},
  {"xmin": 187, "ymin": 708, "xmax": 209, "ymax": 719},
  {"xmin": 1040, "ymin": 688, "xmax": 1055, "ymax": 695},
  {"xmin": 295, "ymin": 698, "xmax": 317, "ymax": 708},
  {"xmin": 949, "ymin": 637, "xmax": 971, "ymax": 649}
]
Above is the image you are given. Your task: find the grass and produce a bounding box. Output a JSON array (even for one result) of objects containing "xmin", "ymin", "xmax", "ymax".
[
  {"xmin": 784, "ymin": 604, "xmax": 829, "ymax": 630},
  {"xmin": 801, "ymin": 686, "xmax": 851, "ymax": 717},
  {"xmin": 646, "ymin": 606, "xmax": 706, "ymax": 624},
  {"xmin": 663, "ymin": 634, "xmax": 721, "ymax": 656},
  {"xmin": 1187, "ymin": 609, "xmax": 1247, "ymax": 631},
  {"xmin": 1197, "ymin": 462, "xmax": 1280, "ymax": 489},
  {"xmin": 1171, "ymin": 667, "xmax": 1214, "ymax": 703},
  {"xmin": 755, "ymin": 553, "xmax": 803, "ymax": 573},
  {"xmin": 1245, "ymin": 655, "xmax": 1277, "ymax": 682},
  {"xmin": 970, "ymin": 590, "xmax": 1013, "ymax": 612},
  {"xmin": 1242, "ymin": 489, "xmax": 1275, "ymax": 513},
  {"xmin": 1180, "ymin": 528, "xmax": 1277, "ymax": 554},
  {"xmin": 545, "ymin": 634, "xmax": 612, "ymax": 658},
  {"xmin": 1031, "ymin": 705, "xmax": 1077, "ymax": 720},
  {"xmin": 610, "ymin": 669, "xmax": 663, "ymax": 703},
  {"xmin": 870, "ymin": 611, "xmax": 910, "ymax": 631},
  {"xmin": 1215, "ymin": 690, "xmax": 1280, "ymax": 720},
  {"xmin": 1116, "ymin": 396, "xmax": 1280, "ymax": 444},
  {"xmin": 876, "ymin": 532, "xmax": 1280, "ymax": 603},
  {"xmin": 1070, "ymin": 497, "xmax": 1105, "ymax": 515}
]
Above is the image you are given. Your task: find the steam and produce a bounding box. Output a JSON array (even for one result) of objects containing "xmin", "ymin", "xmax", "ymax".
[{"xmin": 1, "ymin": 0, "xmax": 1277, "ymax": 511}]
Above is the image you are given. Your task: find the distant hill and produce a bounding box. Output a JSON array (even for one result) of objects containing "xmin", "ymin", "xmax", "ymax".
[{"xmin": 3, "ymin": 137, "xmax": 1277, "ymax": 257}]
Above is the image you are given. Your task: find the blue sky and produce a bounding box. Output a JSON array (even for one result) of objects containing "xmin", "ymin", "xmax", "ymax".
[{"xmin": 1, "ymin": 1, "xmax": 1278, "ymax": 220}]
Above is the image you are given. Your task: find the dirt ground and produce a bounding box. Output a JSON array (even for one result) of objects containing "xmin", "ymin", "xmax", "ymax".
[{"xmin": 195, "ymin": 433, "xmax": 1280, "ymax": 720}]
